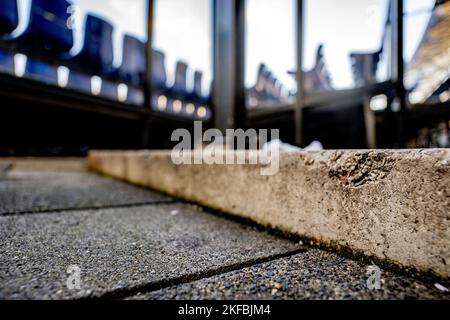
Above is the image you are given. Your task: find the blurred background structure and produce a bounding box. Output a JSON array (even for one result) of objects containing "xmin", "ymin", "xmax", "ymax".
[{"xmin": 0, "ymin": 0, "xmax": 449, "ymax": 155}]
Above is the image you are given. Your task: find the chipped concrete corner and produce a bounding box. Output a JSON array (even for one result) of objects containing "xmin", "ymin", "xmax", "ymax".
[{"xmin": 88, "ymin": 149, "xmax": 450, "ymax": 279}]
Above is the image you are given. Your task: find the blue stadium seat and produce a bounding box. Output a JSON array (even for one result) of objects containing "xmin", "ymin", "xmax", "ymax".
[
  {"xmin": 151, "ymin": 49, "xmax": 169, "ymax": 111},
  {"xmin": 106, "ymin": 34, "xmax": 145, "ymax": 104},
  {"xmin": 0, "ymin": 0, "xmax": 19, "ymax": 34},
  {"xmin": 247, "ymin": 64, "xmax": 266, "ymax": 108},
  {"xmin": 68, "ymin": 14, "xmax": 114, "ymax": 74},
  {"xmin": 18, "ymin": 0, "xmax": 74, "ymax": 83},
  {"xmin": 261, "ymin": 69, "xmax": 272, "ymax": 101},
  {"xmin": 152, "ymin": 49, "xmax": 168, "ymax": 92},
  {"xmin": 0, "ymin": 49, "xmax": 15, "ymax": 74},
  {"xmin": 0, "ymin": 0, "xmax": 17, "ymax": 75},
  {"xmin": 26, "ymin": 59, "xmax": 59, "ymax": 83},
  {"xmin": 126, "ymin": 86, "xmax": 144, "ymax": 105},
  {"xmin": 247, "ymin": 63, "xmax": 291, "ymax": 108},
  {"xmin": 118, "ymin": 35, "xmax": 145, "ymax": 86},
  {"xmin": 66, "ymin": 71, "xmax": 91, "ymax": 94},
  {"xmin": 266, "ymin": 73, "xmax": 277, "ymax": 101},
  {"xmin": 192, "ymin": 71, "xmax": 204, "ymax": 100},
  {"xmin": 99, "ymin": 79, "xmax": 118, "ymax": 100},
  {"xmin": 304, "ymin": 45, "xmax": 333, "ymax": 92},
  {"xmin": 350, "ymin": 50, "xmax": 382, "ymax": 86},
  {"xmin": 19, "ymin": 0, "xmax": 74, "ymax": 55},
  {"xmin": 67, "ymin": 14, "xmax": 114, "ymax": 95},
  {"xmin": 256, "ymin": 64, "xmax": 267, "ymax": 90},
  {"xmin": 25, "ymin": 60, "xmax": 58, "ymax": 84},
  {"xmin": 170, "ymin": 61, "xmax": 188, "ymax": 99},
  {"xmin": 188, "ymin": 71, "xmax": 209, "ymax": 105},
  {"xmin": 165, "ymin": 61, "xmax": 188, "ymax": 113}
]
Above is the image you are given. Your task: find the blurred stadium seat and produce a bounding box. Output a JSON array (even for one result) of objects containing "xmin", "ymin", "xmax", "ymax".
[
  {"xmin": 0, "ymin": 0, "xmax": 17, "ymax": 74},
  {"xmin": 19, "ymin": 0, "xmax": 74, "ymax": 83},
  {"xmin": 0, "ymin": 0, "xmax": 19, "ymax": 34},
  {"xmin": 116, "ymin": 35, "xmax": 145, "ymax": 104},
  {"xmin": 67, "ymin": 14, "xmax": 114, "ymax": 94}
]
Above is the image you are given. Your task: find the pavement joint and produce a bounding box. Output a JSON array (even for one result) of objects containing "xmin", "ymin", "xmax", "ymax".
[
  {"xmin": 0, "ymin": 200, "xmax": 178, "ymax": 217},
  {"xmin": 90, "ymin": 248, "xmax": 308, "ymax": 300}
]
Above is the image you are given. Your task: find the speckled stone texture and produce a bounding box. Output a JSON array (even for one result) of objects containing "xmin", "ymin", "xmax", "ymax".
[
  {"xmin": 131, "ymin": 249, "xmax": 450, "ymax": 300},
  {"xmin": 88, "ymin": 149, "xmax": 450, "ymax": 279},
  {"xmin": 0, "ymin": 203, "xmax": 300, "ymax": 299},
  {"xmin": 0, "ymin": 171, "xmax": 171, "ymax": 215}
]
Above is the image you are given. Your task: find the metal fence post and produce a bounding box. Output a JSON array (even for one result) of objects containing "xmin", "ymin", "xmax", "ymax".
[{"xmin": 212, "ymin": 0, "xmax": 246, "ymax": 133}]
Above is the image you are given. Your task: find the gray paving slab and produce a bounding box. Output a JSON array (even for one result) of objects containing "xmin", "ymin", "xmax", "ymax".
[
  {"xmin": 0, "ymin": 158, "xmax": 86, "ymax": 172},
  {"xmin": 133, "ymin": 249, "xmax": 450, "ymax": 300},
  {"xmin": 0, "ymin": 171, "xmax": 171, "ymax": 215},
  {"xmin": 0, "ymin": 203, "xmax": 301, "ymax": 299}
]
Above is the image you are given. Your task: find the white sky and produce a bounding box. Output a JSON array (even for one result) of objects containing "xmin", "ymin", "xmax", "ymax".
[
  {"xmin": 246, "ymin": 0, "xmax": 296, "ymax": 91},
  {"xmin": 152, "ymin": 0, "xmax": 212, "ymax": 93},
  {"xmin": 247, "ymin": 0, "xmax": 435, "ymax": 90},
  {"xmin": 403, "ymin": 0, "xmax": 436, "ymax": 62},
  {"xmin": 14, "ymin": 0, "xmax": 435, "ymax": 92},
  {"xmin": 304, "ymin": 0, "xmax": 389, "ymax": 89}
]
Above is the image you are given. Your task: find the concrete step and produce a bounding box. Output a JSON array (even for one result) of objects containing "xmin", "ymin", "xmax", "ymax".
[{"xmin": 88, "ymin": 149, "xmax": 450, "ymax": 280}]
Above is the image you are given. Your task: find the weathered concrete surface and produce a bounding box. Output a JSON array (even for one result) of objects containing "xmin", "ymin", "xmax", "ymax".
[
  {"xmin": 132, "ymin": 249, "xmax": 450, "ymax": 300},
  {"xmin": 0, "ymin": 203, "xmax": 300, "ymax": 299},
  {"xmin": 88, "ymin": 149, "xmax": 450, "ymax": 279},
  {"xmin": 0, "ymin": 170, "xmax": 171, "ymax": 215}
]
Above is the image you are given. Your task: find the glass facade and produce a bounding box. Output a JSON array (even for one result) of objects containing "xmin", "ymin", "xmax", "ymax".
[
  {"xmin": 303, "ymin": 0, "xmax": 391, "ymax": 93},
  {"xmin": 404, "ymin": 0, "xmax": 450, "ymax": 105},
  {"xmin": 0, "ymin": 0, "xmax": 148, "ymax": 104},
  {"xmin": 152, "ymin": 0, "xmax": 213, "ymax": 120},
  {"xmin": 403, "ymin": 0, "xmax": 450, "ymax": 149},
  {"xmin": 245, "ymin": 0, "xmax": 296, "ymax": 109}
]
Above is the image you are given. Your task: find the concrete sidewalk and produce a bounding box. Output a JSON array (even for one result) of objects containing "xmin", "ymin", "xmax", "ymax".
[{"xmin": 0, "ymin": 158, "xmax": 448, "ymax": 300}]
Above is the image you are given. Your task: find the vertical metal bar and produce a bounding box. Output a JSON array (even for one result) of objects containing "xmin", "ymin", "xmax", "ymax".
[
  {"xmin": 397, "ymin": 0, "xmax": 406, "ymax": 110},
  {"xmin": 295, "ymin": 0, "xmax": 304, "ymax": 146},
  {"xmin": 391, "ymin": 0, "xmax": 406, "ymax": 147},
  {"xmin": 363, "ymin": 96, "xmax": 377, "ymax": 148},
  {"xmin": 213, "ymin": 0, "xmax": 245, "ymax": 133},
  {"xmin": 144, "ymin": 0, "xmax": 154, "ymax": 110},
  {"xmin": 235, "ymin": 0, "xmax": 246, "ymax": 129},
  {"xmin": 213, "ymin": 0, "xmax": 232, "ymax": 132},
  {"xmin": 141, "ymin": 0, "xmax": 154, "ymax": 147}
]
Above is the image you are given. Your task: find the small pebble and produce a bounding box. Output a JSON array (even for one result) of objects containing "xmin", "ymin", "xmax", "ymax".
[
  {"xmin": 434, "ymin": 283, "xmax": 449, "ymax": 292},
  {"xmin": 170, "ymin": 210, "xmax": 179, "ymax": 216}
]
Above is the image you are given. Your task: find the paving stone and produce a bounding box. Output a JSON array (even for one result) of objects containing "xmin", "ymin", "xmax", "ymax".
[
  {"xmin": 0, "ymin": 158, "xmax": 86, "ymax": 172},
  {"xmin": 132, "ymin": 249, "xmax": 450, "ymax": 300},
  {"xmin": 0, "ymin": 171, "xmax": 171, "ymax": 215},
  {"xmin": 0, "ymin": 203, "xmax": 300, "ymax": 299}
]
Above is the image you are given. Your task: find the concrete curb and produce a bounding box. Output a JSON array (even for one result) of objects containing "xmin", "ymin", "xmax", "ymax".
[{"xmin": 88, "ymin": 149, "xmax": 450, "ymax": 279}]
